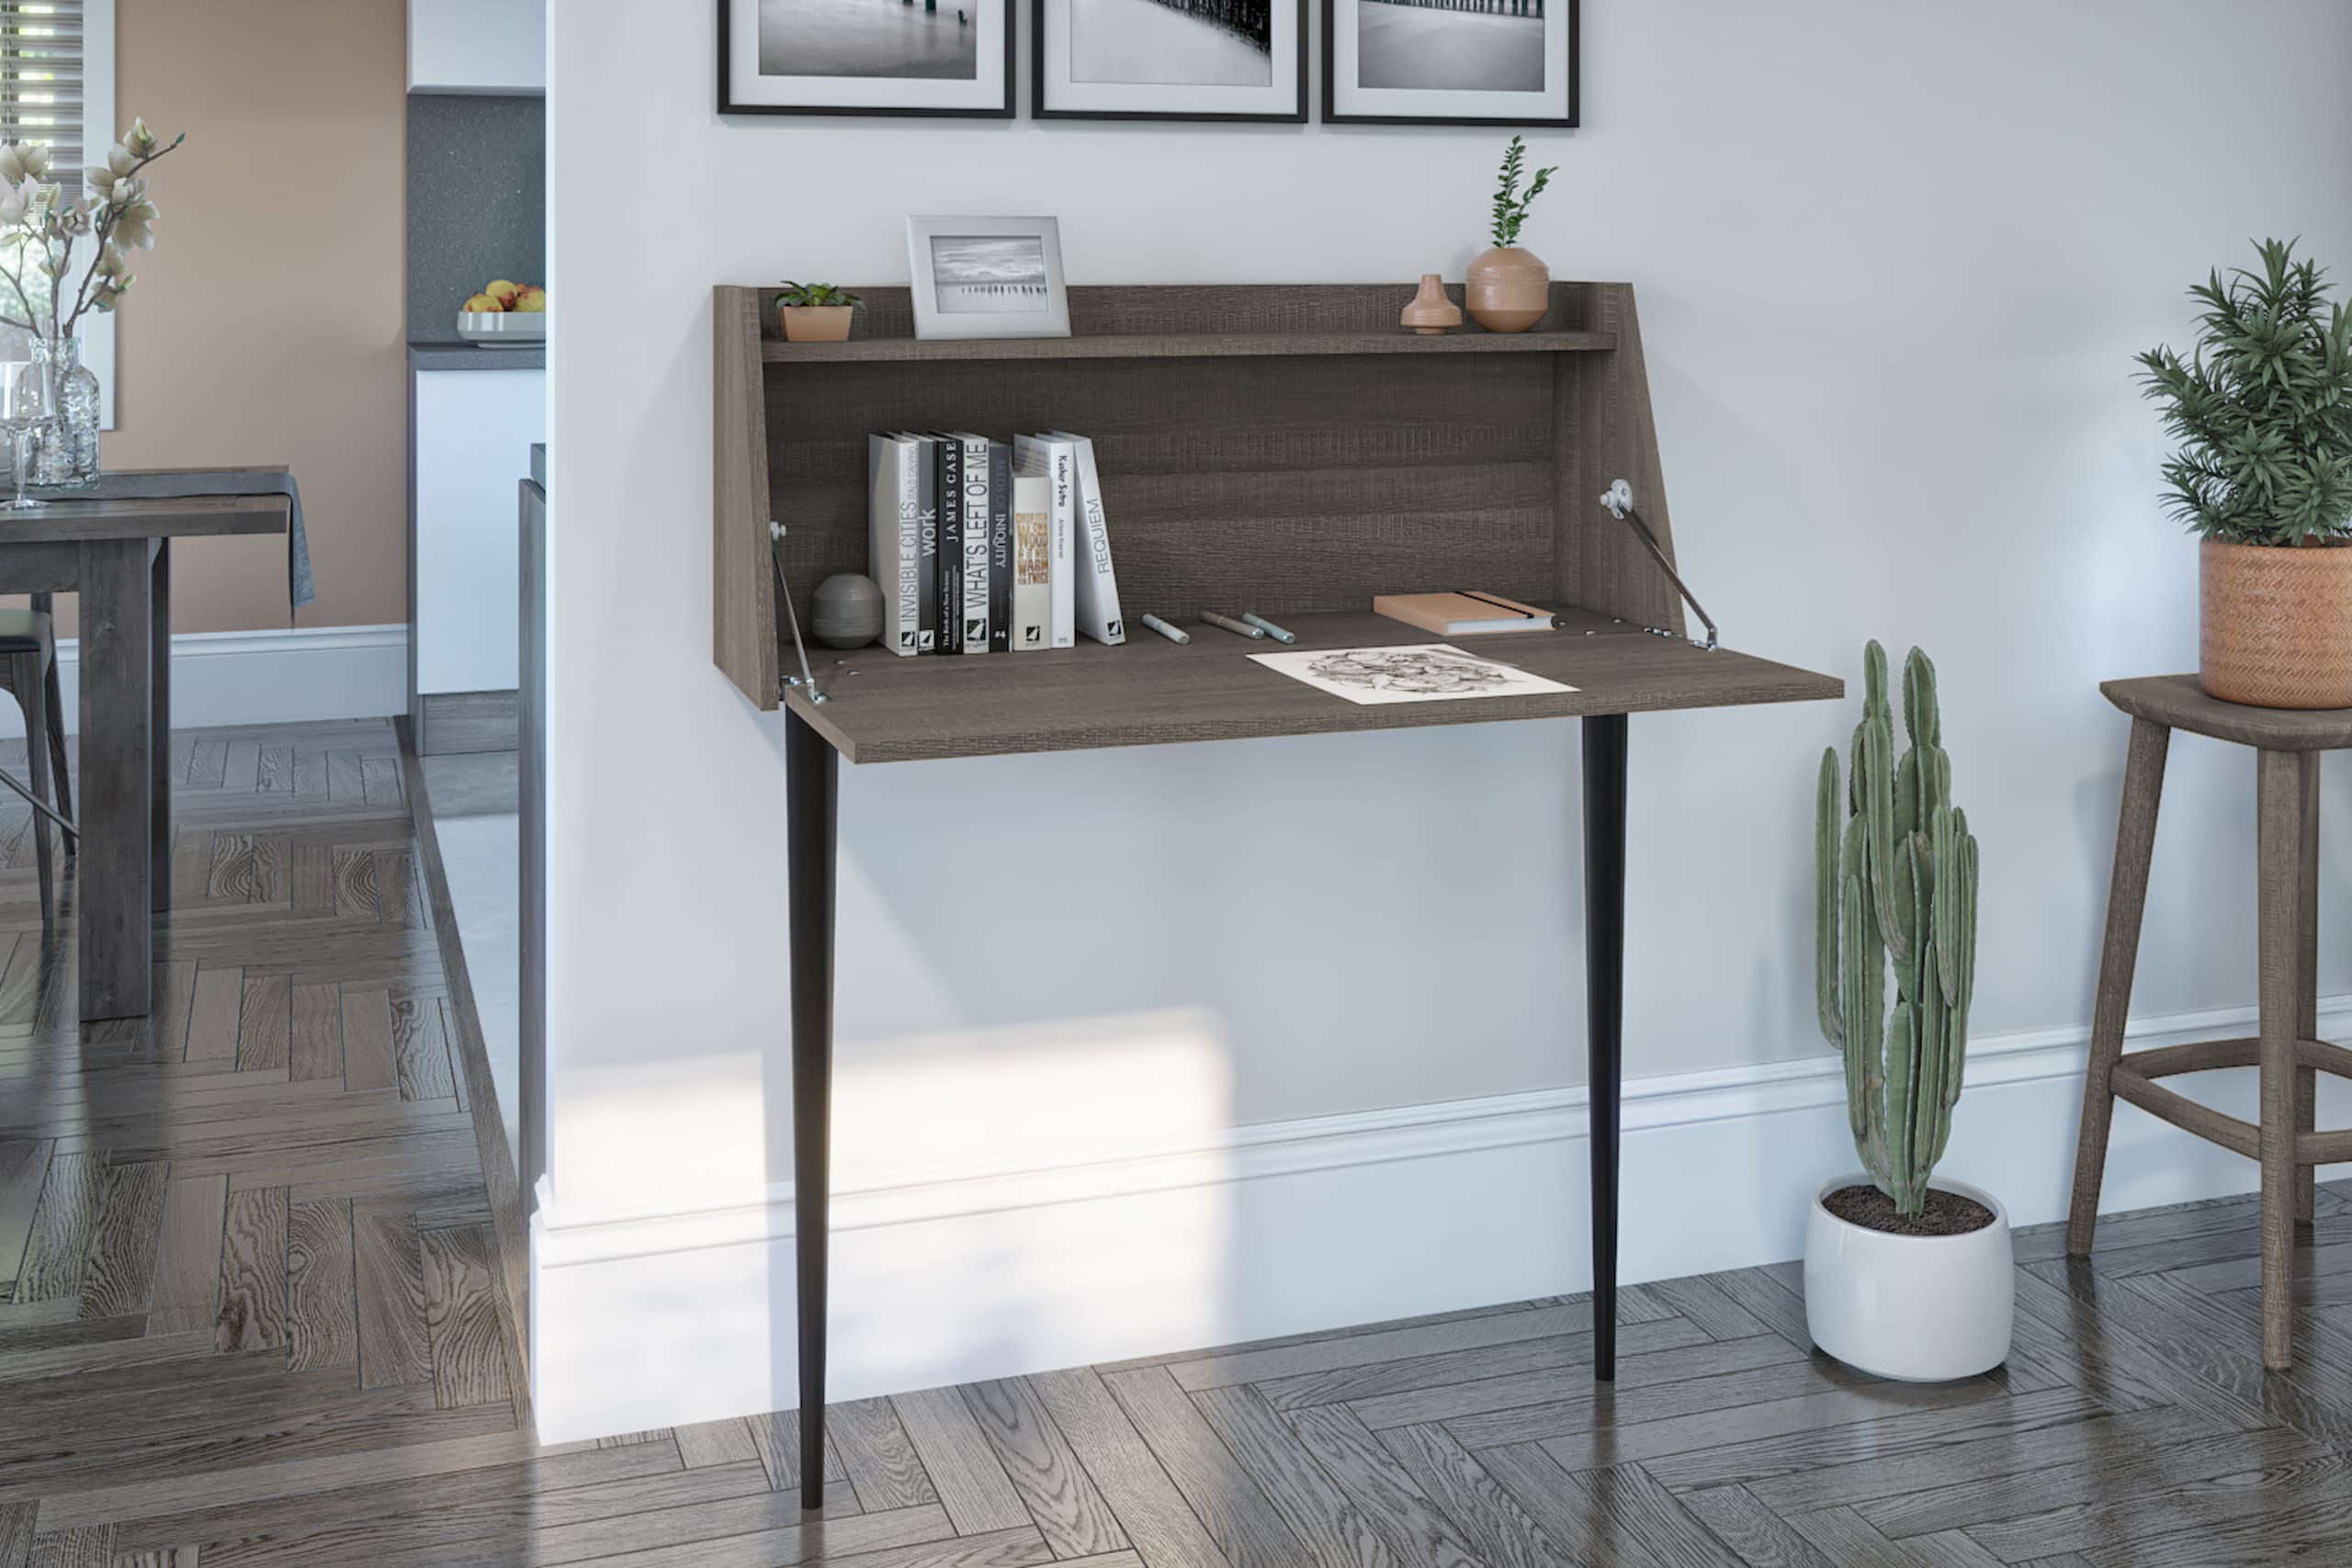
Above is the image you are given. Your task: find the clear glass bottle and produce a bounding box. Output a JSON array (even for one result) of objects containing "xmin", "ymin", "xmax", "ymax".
[{"xmin": 29, "ymin": 333, "xmax": 97, "ymax": 491}]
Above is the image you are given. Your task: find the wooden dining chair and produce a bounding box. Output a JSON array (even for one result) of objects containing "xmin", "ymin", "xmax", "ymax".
[
  {"xmin": 0, "ymin": 605, "xmax": 63, "ymax": 921},
  {"xmin": 26, "ymin": 592, "xmax": 70, "ymax": 849}
]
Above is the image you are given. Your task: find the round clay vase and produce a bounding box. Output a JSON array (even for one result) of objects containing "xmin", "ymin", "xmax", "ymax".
[
  {"xmin": 1804, "ymin": 1175, "xmax": 2013, "ymax": 1382},
  {"xmin": 810, "ymin": 573, "xmax": 885, "ymax": 649},
  {"xmin": 2200, "ymin": 538, "xmax": 2352, "ymax": 708},
  {"xmin": 1464, "ymin": 246, "xmax": 1550, "ymax": 333},
  {"xmin": 1400, "ymin": 274, "xmax": 1462, "ymax": 336}
]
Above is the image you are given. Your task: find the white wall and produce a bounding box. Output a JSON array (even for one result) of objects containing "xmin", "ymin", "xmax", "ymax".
[{"xmin": 542, "ymin": 0, "xmax": 2352, "ymax": 1436}]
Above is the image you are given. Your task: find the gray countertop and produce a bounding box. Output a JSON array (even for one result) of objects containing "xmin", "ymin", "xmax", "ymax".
[{"xmin": 410, "ymin": 341, "xmax": 545, "ymax": 372}]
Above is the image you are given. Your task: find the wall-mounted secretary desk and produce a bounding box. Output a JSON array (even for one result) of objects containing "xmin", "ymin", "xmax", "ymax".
[{"xmin": 710, "ymin": 281, "xmax": 1842, "ymax": 1504}]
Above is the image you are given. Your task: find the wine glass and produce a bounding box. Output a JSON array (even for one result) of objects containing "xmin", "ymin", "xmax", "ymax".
[{"xmin": 0, "ymin": 358, "xmax": 51, "ymax": 511}]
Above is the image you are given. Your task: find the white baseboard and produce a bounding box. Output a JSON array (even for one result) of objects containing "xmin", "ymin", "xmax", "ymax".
[
  {"xmin": 529, "ymin": 996, "xmax": 2352, "ymax": 1444},
  {"xmin": 0, "ymin": 624, "xmax": 409, "ymax": 736}
]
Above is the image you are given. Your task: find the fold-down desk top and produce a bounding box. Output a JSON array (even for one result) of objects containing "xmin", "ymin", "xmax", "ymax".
[{"xmin": 784, "ymin": 608, "xmax": 1842, "ymax": 764}]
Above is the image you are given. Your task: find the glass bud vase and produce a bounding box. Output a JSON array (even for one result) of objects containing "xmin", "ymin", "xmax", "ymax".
[{"xmin": 29, "ymin": 334, "xmax": 97, "ymax": 491}]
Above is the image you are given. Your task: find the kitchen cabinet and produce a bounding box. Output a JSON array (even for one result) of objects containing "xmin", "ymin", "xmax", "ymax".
[
  {"xmin": 410, "ymin": 360, "xmax": 546, "ymax": 753},
  {"xmin": 410, "ymin": 0, "xmax": 545, "ymax": 94}
]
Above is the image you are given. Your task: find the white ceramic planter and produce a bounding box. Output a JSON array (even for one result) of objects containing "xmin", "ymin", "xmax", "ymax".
[{"xmin": 1803, "ymin": 1172, "xmax": 2013, "ymax": 1382}]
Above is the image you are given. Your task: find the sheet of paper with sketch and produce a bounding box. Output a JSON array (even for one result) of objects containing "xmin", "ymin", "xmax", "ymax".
[{"xmin": 1249, "ymin": 643, "xmax": 1577, "ymax": 705}]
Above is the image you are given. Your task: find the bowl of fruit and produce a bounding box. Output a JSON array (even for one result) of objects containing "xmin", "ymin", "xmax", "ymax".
[{"xmin": 457, "ymin": 278, "xmax": 546, "ymax": 344}]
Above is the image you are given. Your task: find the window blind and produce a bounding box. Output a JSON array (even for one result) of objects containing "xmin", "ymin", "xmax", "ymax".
[{"xmin": 0, "ymin": 1, "xmax": 84, "ymax": 195}]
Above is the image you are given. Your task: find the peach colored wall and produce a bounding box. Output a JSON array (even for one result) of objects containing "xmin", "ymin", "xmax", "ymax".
[{"xmin": 89, "ymin": 0, "xmax": 408, "ymax": 634}]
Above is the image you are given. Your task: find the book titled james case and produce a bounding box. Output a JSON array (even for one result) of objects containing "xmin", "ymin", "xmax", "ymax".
[{"xmin": 869, "ymin": 432, "xmax": 1125, "ymax": 656}]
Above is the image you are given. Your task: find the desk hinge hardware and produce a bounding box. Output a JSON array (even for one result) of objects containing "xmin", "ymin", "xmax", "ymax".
[
  {"xmin": 769, "ymin": 520, "xmax": 829, "ymax": 704},
  {"xmin": 1599, "ymin": 479, "xmax": 1719, "ymax": 651}
]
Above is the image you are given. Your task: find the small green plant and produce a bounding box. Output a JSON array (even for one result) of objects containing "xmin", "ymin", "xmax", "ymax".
[
  {"xmin": 1487, "ymin": 136, "xmax": 1555, "ymax": 250},
  {"xmin": 775, "ymin": 282, "xmax": 862, "ymax": 310},
  {"xmin": 2136, "ymin": 238, "xmax": 2352, "ymax": 546},
  {"xmin": 1815, "ymin": 642, "xmax": 1979, "ymax": 1219}
]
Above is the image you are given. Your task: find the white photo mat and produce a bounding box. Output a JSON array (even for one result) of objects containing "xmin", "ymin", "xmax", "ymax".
[
  {"xmin": 905, "ymin": 216, "xmax": 1072, "ymax": 341},
  {"xmin": 1324, "ymin": 0, "xmax": 1574, "ymax": 124},
  {"xmin": 1035, "ymin": 0, "xmax": 1305, "ymax": 119},
  {"xmin": 722, "ymin": 0, "xmax": 1012, "ymax": 113},
  {"xmin": 1250, "ymin": 643, "xmax": 1577, "ymax": 705}
]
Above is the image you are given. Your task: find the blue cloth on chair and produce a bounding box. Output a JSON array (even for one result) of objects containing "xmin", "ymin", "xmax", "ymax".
[{"xmin": 83, "ymin": 468, "xmax": 312, "ymax": 613}]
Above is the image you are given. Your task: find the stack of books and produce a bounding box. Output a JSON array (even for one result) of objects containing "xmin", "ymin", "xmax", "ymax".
[{"xmin": 866, "ymin": 431, "xmax": 1126, "ymax": 657}]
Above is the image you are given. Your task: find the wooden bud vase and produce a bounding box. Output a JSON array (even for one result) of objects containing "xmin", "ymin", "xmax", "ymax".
[
  {"xmin": 1465, "ymin": 246, "xmax": 1550, "ymax": 333},
  {"xmin": 2200, "ymin": 537, "xmax": 2352, "ymax": 708},
  {"xmin": 1400, "ymin": 275, "xmax": 1462, "ymax": 335}
]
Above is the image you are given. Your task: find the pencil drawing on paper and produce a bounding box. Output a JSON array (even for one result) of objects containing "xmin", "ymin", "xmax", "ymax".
[{"xmin": 1250, "ymin": 643, "xmax": 1577, "ymax": 705}]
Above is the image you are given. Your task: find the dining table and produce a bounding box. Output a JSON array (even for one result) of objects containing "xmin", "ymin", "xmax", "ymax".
[{"xmin": 0, "ymin": 485, "xmax": 294, "ymax": 1021}]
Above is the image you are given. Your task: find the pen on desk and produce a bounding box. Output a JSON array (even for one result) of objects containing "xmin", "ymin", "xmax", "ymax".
[
  {"xmin": 1200, "ymin": 610, "xmax": 1266, "ymax": 639},
  {"xmin": 1140, "ymin": 614, "xmax": 1191, "ymax": 645},
  {"xmin": 1240, "ymin": 613, "xmax": 1296, "ymax": 644}
]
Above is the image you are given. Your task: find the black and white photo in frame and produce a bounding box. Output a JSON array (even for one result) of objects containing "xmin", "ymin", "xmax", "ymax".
[
  {"xmin": 1034, "ymin": 0, "xmax": 1306, "ymax": 120},
  {"xmin": 718, "ymin": 0, "xmax": 1014, "ymax": 117},
  {"xmin": 906, "ymin": 217, "xmax": 1073, "ymax": 340},
  {"xmin": 1321, "ymin": 0, "xmax": 1575, "ymax": 125}
]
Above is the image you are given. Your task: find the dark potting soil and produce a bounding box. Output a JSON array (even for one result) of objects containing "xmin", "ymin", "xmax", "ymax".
[{"xmin": 1824, "ymin": 1183, "xmax": 1996, "ymax": 1237}]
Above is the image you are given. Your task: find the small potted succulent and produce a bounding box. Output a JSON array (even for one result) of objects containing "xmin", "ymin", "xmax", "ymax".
[
  {"xmin": 1464, "ymin": 137, "xmax": 1555, "ymax": 334},
  {"xmin": 2138, "ymin": 238, "xmax": 2352, "ymax": 707},
  {"xmin": 775, "ymin": 282, "xmax": 862, "ymax": 344},
  {"xmin": 1808, "ymin": 640, "xmax": 2008, "ymax": 1382}
]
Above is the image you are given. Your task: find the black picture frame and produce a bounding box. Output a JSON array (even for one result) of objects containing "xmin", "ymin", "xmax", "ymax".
[
  {"xmin": 1031, "ymin": 0, "xmax": 1308, "ymax": 123},
  {"xmin": 718, "ymin": 0, "xmax": 1018, "ymax": 118},
  {"xmin": 1319, "ymin": 0, "xmax": 1577, "ymax": 127}
]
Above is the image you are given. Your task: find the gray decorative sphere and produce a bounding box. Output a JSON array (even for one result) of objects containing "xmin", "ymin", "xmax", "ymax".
[{"xmin": 810, "ymin": 572, "xmax": 885, "ymax": 649}]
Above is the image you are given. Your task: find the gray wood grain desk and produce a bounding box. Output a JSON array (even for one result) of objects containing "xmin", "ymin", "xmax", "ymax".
[
  {"xmin": 709, "ymin": 280, "xmax": 1843, "ymax": 1503},
  {"xmin": 0, "ymin": 491, "xmax": 291, "ymax": 1020}
]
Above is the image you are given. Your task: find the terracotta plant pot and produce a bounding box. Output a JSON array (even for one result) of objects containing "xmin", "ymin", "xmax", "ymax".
[
  {"xmin": 2199, "ymin": 538, "xmax": 2352, "ymax": 708},
  {"xmin": 1464, "ymin": 246, "xmax": 1549, "ymax": 333},
  {"xmin": 779, "ymin": 305, "xmax": 854, "ymax": 343},
  {"xmin": 1399, "ymin": 274, "xmax": 1462, "ymax": 336}
]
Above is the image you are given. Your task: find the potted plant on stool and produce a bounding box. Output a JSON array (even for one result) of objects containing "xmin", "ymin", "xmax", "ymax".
[
  {"xmin": 1808, "ymin": 640, "xmax": 2009, "ymax": 1381},
  {"xmin": 2139, "ymin": 238, "xmax": 2352, "ymax": 708}
]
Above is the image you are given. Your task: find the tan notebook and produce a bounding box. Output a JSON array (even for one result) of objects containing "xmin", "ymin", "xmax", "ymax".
[{"xmin": 1373, "ymin": 591, "xmax": 1556, "ymax": 636}]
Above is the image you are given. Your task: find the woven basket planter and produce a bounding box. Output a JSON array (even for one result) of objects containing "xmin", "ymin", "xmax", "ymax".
[{"xmin": 2201, "ymin": 539, "xmax": 2352, "ymax": 709}]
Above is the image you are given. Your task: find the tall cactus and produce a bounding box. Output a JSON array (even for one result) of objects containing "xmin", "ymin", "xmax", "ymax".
[{"xmin": 1815, "ymin": 642, "xmax": 1979, "ymax": 1217}]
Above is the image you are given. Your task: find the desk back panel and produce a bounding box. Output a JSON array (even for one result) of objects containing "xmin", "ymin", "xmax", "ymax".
[{"xmin": 714, "ymin": 282, "xmax": 1686, "ymax": 711}]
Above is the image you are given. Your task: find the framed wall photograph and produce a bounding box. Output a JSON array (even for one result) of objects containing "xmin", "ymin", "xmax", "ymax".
[
  {"xmin": 1033, "ymin": 0, "xmax": 1306, "ymax": 122},
  {"xmin": 907, "ymin": 217, "xmax": 1073, "ymax": 341},
  {"xmin": 1321, "ymin": 0, "xmax": 1576, "ymax": 127},
  {"xmin": 718, "ymin": 0, "xmax": 1015, "ymax": 118}
]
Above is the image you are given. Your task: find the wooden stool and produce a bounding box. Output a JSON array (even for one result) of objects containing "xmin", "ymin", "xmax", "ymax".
[
  {"xmin": 0, "ymin": 607, "xmax": 62, "ymax": 923},
  {"xmin": 2068, "ymin": 674, "xmax": 2352, "ymax": 1369}
]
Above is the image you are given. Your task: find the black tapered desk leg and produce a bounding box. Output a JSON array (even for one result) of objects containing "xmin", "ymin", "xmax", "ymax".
[
  {"xmin": 1582, "ymin": 713, "xmax": 1628, "ymax": 1381},
  {"xmin": 786, "ymin": 709, "xmax": 838, "ymax": 1506}
]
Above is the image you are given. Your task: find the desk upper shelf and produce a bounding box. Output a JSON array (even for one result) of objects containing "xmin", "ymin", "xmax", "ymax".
[
  {"xmin": 785, "ymin": 609, "xmax": 1842, "ymax": 764},
  {"xmin": 763, "ymin": 327, "xmax": 1617, "ymax": 364}
]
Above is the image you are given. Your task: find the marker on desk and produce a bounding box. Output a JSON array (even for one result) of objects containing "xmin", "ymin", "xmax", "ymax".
[
  {"xmin": 1141, "ymin": 614, "xmax": 1191, "ymax": 645},
  {"xmin": 1201, "ymin": 610, "xmax": 1266, "ymax": 639},
  {"xmin": 1240, "ymin": 613, "xmax": 1296, "ymax": 644}
]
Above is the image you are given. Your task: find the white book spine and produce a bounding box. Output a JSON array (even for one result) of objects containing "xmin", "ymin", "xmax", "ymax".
[
  {"xmin": 959, "ymin": 434, "xmax": 990, "ymax": 655},
  {"xmin": 1061, "ymin": 434, "xmax": 1125, "ymax": 645},
  {"xmin": 1012, "ymin": 472, "xmax": 1052, "ymax": 651},
  {"xmin": 1049, "ymin": 446, "xmax": 1076, "ymax": 648},
  {"xmin": 868, "ymin": 434, "xmax": 921, "ymax": 658},
  {"xmin": 1014, "ymin": 434, "xmax": 1078, "ymax": 649}
]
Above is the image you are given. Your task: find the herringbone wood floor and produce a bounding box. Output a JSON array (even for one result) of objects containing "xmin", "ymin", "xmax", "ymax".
[{"xmin": 8, "ymin": 722, "xmax": 2352, "ymax": 1566}]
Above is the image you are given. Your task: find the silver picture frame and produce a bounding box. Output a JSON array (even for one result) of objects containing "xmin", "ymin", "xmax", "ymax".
[{"xmin": 905, "ymin": 216, "xmax": 1072, "ymax": 341}]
